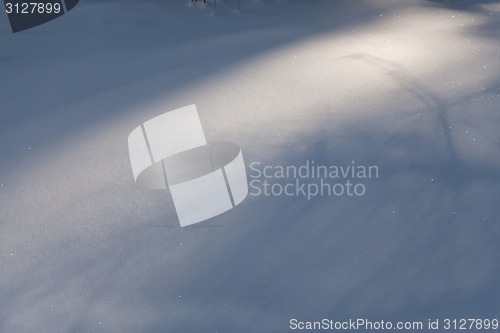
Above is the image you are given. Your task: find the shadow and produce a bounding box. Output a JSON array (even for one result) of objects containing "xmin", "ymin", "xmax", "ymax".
[
  {"xmin": 426, "ymin": 0, "xmax": 500, "ymax": 39},
  {"xmin": 428, "ymin": 0, "xmax": 500, "ymax": 11},
  {"xmin": 121, "ymin": 61, "xmax": 500, "ymax": 331},
  {"xmin": 1, "ymin": 1, "xmax": 500, "ymax": 332},
  {"xmin": 0, "ymin": 0, "xmax": 386, "ymax": 127},
  {"xmin": 2, "ymin": 86, "xmax": 500, "ymax": 331},
  {"xmin": 129, "ymin": 50, "xmax": 500, "ymax": 331},
  {"xmin": 0, "ymin": 0, "xmax": 410, "ymax": 184}
]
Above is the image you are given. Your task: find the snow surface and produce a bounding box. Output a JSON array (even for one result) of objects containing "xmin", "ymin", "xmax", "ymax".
[{"xmin": 1, "ymin": 0, "xmax": 500, "ymax": 332}]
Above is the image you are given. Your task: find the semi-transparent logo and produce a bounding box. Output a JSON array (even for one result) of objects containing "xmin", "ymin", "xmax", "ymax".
[
  {"xmin": 249, "ymin": 161, "xmax": 379, "ymax": 200},
  {"xmin": 128, "ymin": 105, "xmax": 248, "ymax": 227}
]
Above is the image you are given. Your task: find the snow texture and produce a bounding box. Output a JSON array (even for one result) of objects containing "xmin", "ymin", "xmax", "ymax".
[{"xmin": 0, "ymin": 0, "xmax": 499, "ymax": 332}]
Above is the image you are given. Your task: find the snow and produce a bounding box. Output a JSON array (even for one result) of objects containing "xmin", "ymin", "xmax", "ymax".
[{"xmin": 1, "ymin": 0, "xmax": 499, "ymax": 332}]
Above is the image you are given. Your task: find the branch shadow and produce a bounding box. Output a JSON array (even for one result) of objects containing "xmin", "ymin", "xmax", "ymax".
[{"xmin": 1, "ymin": 1, "xmax": 500, "ymax": 332}]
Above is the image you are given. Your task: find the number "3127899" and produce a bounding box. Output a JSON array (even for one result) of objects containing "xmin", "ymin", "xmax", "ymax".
[{"xmin": 5, "ymin": 2, "xmax": 62, "ymax": 14}]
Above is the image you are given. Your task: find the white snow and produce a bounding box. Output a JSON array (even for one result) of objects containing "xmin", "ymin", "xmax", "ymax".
[{"xmin": 0, "ymin": 0, "xmax": 499, "ymax": 332}]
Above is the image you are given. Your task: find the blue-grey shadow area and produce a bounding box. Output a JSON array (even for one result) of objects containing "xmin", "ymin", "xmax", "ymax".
[
  {"xmin": 428, "ymin": 0, "xmax": 500, "ymax": 11},
  {"xmin": 0, "ymin": 0, "xmax": 401, "ymax": 195},
  {"xmin": 0, "ymin": 0, "xmax": 387, "ymax": 130},
  {"xmin": 1, "ymin": 1, "xmax": 500, "ymax": 332},
  {"xmin": 427, "ymin": 0, "xmax": 500, "ymax": 39},
  {"xmin": 128, "ymin": 53, "xmax": 500, "ymax": 332},
  {"xmin": 2, "ymin": 85, "xmax": 499, "ymax": 332}
]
